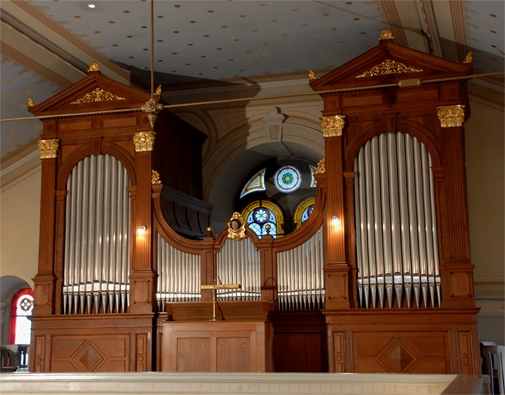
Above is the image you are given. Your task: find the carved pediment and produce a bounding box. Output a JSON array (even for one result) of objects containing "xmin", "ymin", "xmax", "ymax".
[
  {"xmin": 310, "ymin": 39, "xmax": 472, "ymax": 91},
  {"xmin": 71, "ymin": 88, "xmax": 126, "ymax": 105}
]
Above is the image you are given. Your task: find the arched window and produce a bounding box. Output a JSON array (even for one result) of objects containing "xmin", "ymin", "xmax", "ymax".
[
  {"xmin": 293, "ymin": 196, "xmax": 316, "ymax": 229},
  {"xmin": 9, "ymin": 288, "xmax": 34, "ymax": 345},
  {"xmin": 241, "ymin": 200, "xmax": 284, "ymax": 238}
]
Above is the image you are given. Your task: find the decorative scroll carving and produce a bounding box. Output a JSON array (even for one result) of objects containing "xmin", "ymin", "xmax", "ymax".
[
  {"xmin": 133, "ymin": 131, "xmax": 156, "ymax": 152},
  {"xmin": 71, "ymin": 88, "xmax": 126, "ymax": 104},
  {"xmin": 309, "ymin": 69, "xmax": 318, "ymax": 80},
  {"xmin": 437, "ymin": 105, "xmax": 465, "ymax": 128},
  {"xmin": 227, "ymin": 212, "xmax": 247, "ymax": 241},
  {"xmin": 151, "ymin": 170, "xmax": 162, "ymax": 185},
  {"xmin": 88, "ymin": 62, "xmax": 100, "ymax": 72},
  {"xmin": 321, "ymin": 115, "xmax": 345, "ymax": 137},
  {"xmin": 463, "ymin": 52, "xmax": 473, "ymax": 64},
  {"xmin": 316, "ymin": 158, "xmax": 326, "ymax": 174},
  {"xmin": 38, "ymin": 139, "xmax": 59, "ymax": 159},
  {"xmin": 379, "ymin": 28, "xmax": 395, "ymax": 40},
  {"xmin": 356, "ymin": 59, "xmax": 423, "ymax": 78}
]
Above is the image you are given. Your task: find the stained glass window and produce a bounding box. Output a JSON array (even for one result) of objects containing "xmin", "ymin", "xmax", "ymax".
[
  {"xmin": 293, "ymin": 197, "xmax": 316, "ymax": 229},
  {"xmin": 240, "ymin": 168, "xmax": 267, "ymax": 198},
  {"xmin": 274, "ymin": 166, "xmax": 302, "ymax": 193},
  {"xmin": 9, "ymin": 288, "xmax": 34, "ymax": 345},
  {"xmin": 241, "ymin": 200, "xmax": 284, "ymax": 238}
]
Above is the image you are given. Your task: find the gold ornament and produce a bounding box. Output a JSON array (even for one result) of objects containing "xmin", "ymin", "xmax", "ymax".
[
  {"xmin": 71, "ymin": 88, "xmax": 126, "ymax": 104},
  {"xmin": 38, "ymin": 139, "xmax": 59, "ymax": 159},
  {"xmin": 316, "ymin": 159, "xmax": 326, "ymax": 174},
  {"xmin": 463, "ymin": 52, "xmax": 473, "ymax": 64},
  {"xmin": 133, "ymin": 131, "xmax": 156, "ymax": 152},
  {"xmin": 356, "ymin": 59, "xmax": 423, "ymax": 78},
  {"xmin": 436, "ymin": 105, "xmax": 465, "ymax": 128},
  {"xmin": 309, "ymin": 69, "xmax": 318, "ymax": 80},
  {"xmin": 227, "ymin": 212, "xmax": 247, "ymax": 241},
  {"xmin": 151, "ymin": 170, "xmax": 162, "ymax": 184},
  {"xmin": 28, "ymin": 97, "xmax": 35, "ymax": 107},
  {"xmin": 155, "ymin": 85, "xmax": 162, "ymax": 95},
  {"xmin": 321, "ymin": 115, "xmax": 345, "ymax": 137},
  {"xmin": 379, "ymin": 28, "xmax": 395, "ymax": 41},
  {"xmin": 88, "ymin": 62, "xmax": 100, "ymax": 72}
]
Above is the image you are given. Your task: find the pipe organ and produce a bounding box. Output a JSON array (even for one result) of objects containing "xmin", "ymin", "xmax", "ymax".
[
  {"xmin": 353, "ymin": 132, "xmax": 440, "ymax": 309},
  {"xmin": 29, "ymin": 34, "xmax": 480, "ymax": 375}
]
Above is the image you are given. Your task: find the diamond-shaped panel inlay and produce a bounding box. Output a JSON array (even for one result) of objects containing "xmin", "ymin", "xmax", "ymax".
[
  {"xmin": 75, "ymin": 341, "xmax": 106, "ymax": 371},
  {"xmin": 380, "ymin": 339, "xmax": 419, "ymax": 373}
]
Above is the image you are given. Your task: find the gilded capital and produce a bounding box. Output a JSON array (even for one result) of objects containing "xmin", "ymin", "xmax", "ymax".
[
  {"xmin": 38, "ymin": 139, "xmax": 60, "ymax": 159},
  {"xmin": 436, "ymin": 105, "xmax": 465, "ymax": 128},
  {"xmin": 316, "ymin": 158, "xmax": 326, "ymax": 174},
  {"xmin": 321, "ymin": 115, "xmax": 345, "ymax": 137},
  {"xmin": 133, "ymin": 131, "xmax": 156, "ymax": 152}
]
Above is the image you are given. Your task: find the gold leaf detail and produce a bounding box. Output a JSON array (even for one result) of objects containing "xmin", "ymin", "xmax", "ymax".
[
  {"xmin": 71, "ymin": 88, "xmax": 126, "ymax": 104},
  {"xmin": 151, "ymin": 170, "xmax": 162, "ymax": 185},
  {"xmin": 321, "ymin": 115, "xmax": 345, "ymax": 137},
  {"xmin": 309, "ymin": 69, "xmax": 318, "ymax": 80},
  {"xmin": 227, "ymin": 212, "xmax": 247, "ymax": 241},
  {"xmin": 38, "ymin": 139, "xmax": 59, "ymax": 159},
  {"xmin": 437, "ymin": 105, "xmax": 465, "ymax": 128},
  {"xmin": 88, "ymin": 62, "xmax": 101, "ymax": 72},
  {"xmin": 28, "ymin": 97, "xmax": 35, "ymax": 107},
  {"xmin": 463, "ymin": 52, "xmax": 473, "ymax": 63},
  {"xmin": 133, "ymin": 131, "xmax": 156, "ymax": 152},
  {"xmin": 356, "ymin": 59, "xmax": 423, "ymax": 78},
  {"xmin": 155, "ymin": 85, "xmax": 162, "ymax": 95},
  {"xmin": 316, "ymin": 158, "xmax": 326, "ymax": 174},
  {"xmin": 379, "ymin": 28, "xmax": 395, "ymax": 40}
]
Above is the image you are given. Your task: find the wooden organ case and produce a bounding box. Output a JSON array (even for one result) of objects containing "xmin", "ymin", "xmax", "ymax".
[{"xmin": 29, "ymin": 31, "xmax": 480, "ymax": 375}]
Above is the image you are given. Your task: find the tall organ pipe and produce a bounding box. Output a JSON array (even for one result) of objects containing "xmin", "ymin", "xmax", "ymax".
[
  {"xmin": 63, "ymin": 154, "xmax": 130, "ymax": 314},
  {"xmin": 277, "ymin": 226, "xmax": 324, "ymax": 310},
  {"xmin": 354, "ymin": 132, "xmax": 440, "ymax": 309}
]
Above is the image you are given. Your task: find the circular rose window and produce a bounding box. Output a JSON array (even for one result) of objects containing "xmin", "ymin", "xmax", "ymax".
[{"xmin": 274, "ymin": 166, "xmax": 302, "ymax": 193}]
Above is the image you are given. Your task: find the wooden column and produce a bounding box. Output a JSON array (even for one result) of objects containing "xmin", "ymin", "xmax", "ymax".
[
  {"xmin": 436, "ymin": 105, "xmax": 475, "ymax": 308},
  {"xmin": 129, "ymin": 131, "xmax": 157, "ymax": 313},
  {"xmin": 33, "ymin": 139, "xmax": 59, "ymax": 316},
  {"xmin": 257, "ymin": 234, "xmax": 277, "ymax": 310},
  {"xmin": 343, "ymin": 171, "xmax": 358, "ymax": 307},
  {"xmin": 321, "ymin": 116, "xmax": 350, "ymax": 310}
]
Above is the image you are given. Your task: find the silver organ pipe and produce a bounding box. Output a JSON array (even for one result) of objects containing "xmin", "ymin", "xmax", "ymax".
[
  {"xmin": 277, "ymin": 226, "xmax": 324, "ymax": 310},
  {"xmin": 216, "ymin": 238, "xmax": 261, "ymax": 301},
  {"xmin": 354, "ymin": 132, "xmax": 441, "ymax": 309},
  {"xmin": 156, "ymin": 234, "xmax": 201, "ymax": 311},
  {"xmin": 63, "ymin": 154, "xmax": 130, "ymax": 314}
]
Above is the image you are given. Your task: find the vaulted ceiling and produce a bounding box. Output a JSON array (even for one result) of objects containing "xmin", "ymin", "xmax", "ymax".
[{"xmin": 1, "ymin": 0, "xmax": 503, "ymax": 163}]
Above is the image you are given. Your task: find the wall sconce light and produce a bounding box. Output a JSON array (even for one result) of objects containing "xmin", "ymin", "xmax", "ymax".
[
  {"xmin": 137, "ymin": 225, "xmax": 147, "ymax": 235},
  {"xmin": 332, "ymin": 215, "xmax": 340, "ymax": 226}
]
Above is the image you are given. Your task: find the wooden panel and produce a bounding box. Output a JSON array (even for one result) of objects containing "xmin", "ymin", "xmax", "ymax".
[
  {"xmin": 162, "ymin": 321, "xmax": 273, "ymax": 373},
  {"xmin": 176, "ymin": 338, "xmax": 211, "ymax": 372},
  {"xmin": 51, "ymin": 335, "xmax": 129, "ymax": 372},
  {"xmin": 352, "ymin": 332, "xmax": 450, "ymax": 373},
  {"xmin": 136, "ymin": 334, "xmax": 148, "ymax": 372},
  {"xmin": 273, "ymin": 333, "xmax": 323, "ymax": 372},
  {"xmin": 216, "ymin": 337, "xmax": 250, "ymax": 372},
  {"xmin": 457, "ymin": 331, "xmax": 474, "ymax": 374}
]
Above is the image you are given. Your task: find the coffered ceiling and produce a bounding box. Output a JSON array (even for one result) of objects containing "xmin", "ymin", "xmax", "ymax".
[{"xmin": 1, "ymin": 0, "xmax": 503, "ymax": 162}]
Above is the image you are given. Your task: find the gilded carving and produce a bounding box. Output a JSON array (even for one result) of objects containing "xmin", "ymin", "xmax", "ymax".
[
  {"xmin": 227, "ymin": 212, "xmax": 247, "ymax": 241},
  {"xmin": 151, "ymin": 170, "xmax": 162, "ymax": 185},
  {"xmin": 379, "ymin": 28, "xmax": 395, "ymax": 41},
  {"xmin": 321, "ymin": 115, "xmax": 345, "ymax": 137},
  {"xmin": 463, "ymin": 52, "xmax": 473, "ymax": 64},
  {"xmin": 155, "ymin": 85, "xmax": 162, "ymax": 95},
  {"xmin": 316, "ymin": 158, "xmax": 326, "ymax": 174},
  {"xmin": 38, "ymin": 139, "xmax": 59, "ymax": 159},
  {"xmin": 356, "ymin": 59, "xmax": 423, "ymax": 78},
  {"xmin": 437, "ymin": 105, "xmax": 465, "ymax": 128},
  {"xmin": 133, "ymin": 131, "xmax": 156, "ymax": 152},
  {"xmin": 71, "ymin": 88, "xmax": 126, "ymax": 104},
  {"xmin": 309, "ymin": 69, "xmax": 318, "ymax": 80},
  {"xmin": 88, "ymin": 62, "xmax": 100, "ymax": 72},
  {"xmin": 28, "ymin": 97, "xmax": 35, "ymax": 107}
]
